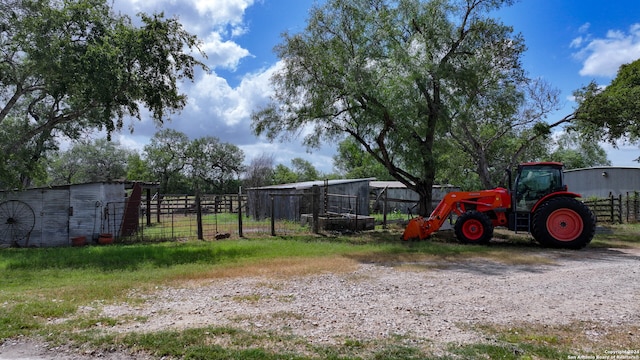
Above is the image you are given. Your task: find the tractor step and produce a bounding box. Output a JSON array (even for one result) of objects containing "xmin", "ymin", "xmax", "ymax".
[{"xmin": 510, "ymin": 212, "xmax": 531, "ymax": 233}]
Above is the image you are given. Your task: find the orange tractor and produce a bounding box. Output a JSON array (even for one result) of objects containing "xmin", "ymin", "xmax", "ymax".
[{"xmin": 402, "ymin": 162, "xmax": 596, "ymax": 249}]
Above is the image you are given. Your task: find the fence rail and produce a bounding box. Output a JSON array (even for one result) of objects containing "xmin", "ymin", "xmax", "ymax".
[{"xmin": 582, "ymin": 191, "xmax": 640, "ymax": 224}]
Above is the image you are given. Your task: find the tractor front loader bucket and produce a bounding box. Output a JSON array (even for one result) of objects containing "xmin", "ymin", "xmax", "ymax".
[{"xmin": 402, "ymin": 216, "xmax": 432, "ymax": 241}]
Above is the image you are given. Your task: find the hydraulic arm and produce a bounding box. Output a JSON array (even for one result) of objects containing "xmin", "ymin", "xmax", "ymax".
[{"xmin": 402, "ymin": 188, "xmax": 510, "ymax": 241}]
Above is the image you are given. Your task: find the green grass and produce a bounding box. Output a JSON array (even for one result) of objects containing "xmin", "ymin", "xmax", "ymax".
[
  {"xmin": 591, "ymin": 222, "xmax": 640, "ymax": 247},
  {"xmin": 1, "ymin": 225, "xmax": 639, "ymax": 359}
]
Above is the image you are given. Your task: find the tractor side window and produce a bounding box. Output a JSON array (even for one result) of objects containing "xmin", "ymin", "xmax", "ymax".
[
  {"xmin": 550, "ymin": 169, "xmax": 563, "ymax": 192},
  {"xmin": 515, "ymin": 167, "xmax": 561, "ymax": 211}
]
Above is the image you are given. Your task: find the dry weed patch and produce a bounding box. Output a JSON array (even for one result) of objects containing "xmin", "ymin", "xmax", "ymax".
[
  {"xmin": 479, "ymin": 251, "xmax": 558, "ymax": 266},
  {"xmin": 171, "ymin": 256, "xmax": 360, "ymax": 285},
  {"xmin": 478, "ymin": 321, "xmax": 640, "ymax": 352}
]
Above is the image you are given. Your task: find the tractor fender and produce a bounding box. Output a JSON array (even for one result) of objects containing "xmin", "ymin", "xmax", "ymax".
[{"xmin": 531, "ymin": 191, "xmax": 582, "ymax": 213}]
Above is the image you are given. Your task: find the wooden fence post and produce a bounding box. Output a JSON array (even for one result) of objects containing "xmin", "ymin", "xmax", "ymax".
[
  {"xmin": 382, "ymin": 187, "xmax": 388, "ymax": 229},
  {"xmin": 610, "ymin": 193, "xmax": 614, "ymax": 223},
  {"xmin": 270, "ymin": 195, "xmax": 276, "ymax": 236},
  {"xmin": 627, "ymin": 192, "xmax": 630, "ymax": 223},
  {"xmin": 156, "ymin": 195, "xmax": 161, "ymax": 223},
  {"xmin": 618, "ymin": 194, "xmax": 623, "ymax": 224},
  {"xmin": 196, "ymin": 190, "xmax": 203, "ymax": 240},
  {"xmin": 184, "ymin": 195, "xmax": 188, "ymax": 216},
  {"xmin": 354, "ymin": 196, "xmax": 359, "ymax": 231},
  {"xmin": 146, "ymin": 188, "xmax": 152, "ymax": 226},
  {"xmin": 238, "ymin": 187, "xmax": 243, "ymax": 238},
  {"xmin": 636, "ymin": 191, "xmax": 639, "ymax": 222},
  {"xmin": 312, "ymin": 185, "xmax": 320, "ymax": 234}
]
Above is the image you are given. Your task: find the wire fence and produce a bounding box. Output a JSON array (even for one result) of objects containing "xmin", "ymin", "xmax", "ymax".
[
  {"xmin": 123, "ymin": 189, "xmax": 403, "ymax": 242},
  {"xmin": 125, "ymin": 194, "xmax": 312, "ymax": 242}
]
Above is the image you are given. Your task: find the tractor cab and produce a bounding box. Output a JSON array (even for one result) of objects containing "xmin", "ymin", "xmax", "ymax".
[{"xmin": 513, "ymin": 162, "xmax": 565, "ymax": 212}]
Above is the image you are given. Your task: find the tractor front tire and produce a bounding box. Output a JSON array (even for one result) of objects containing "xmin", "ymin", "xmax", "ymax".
[
  {"xmin": 454, "ymin": 211, "xmax": 493, "ymax": 245},
  {"xmin": 532, "ymin": 197, "xmax": 596, "ymax": 249}
]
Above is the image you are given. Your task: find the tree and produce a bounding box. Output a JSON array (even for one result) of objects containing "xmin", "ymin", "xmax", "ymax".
[
  {"xmin": 186, "ymin": 136, "xmax": 245, "ymax": 193},
  {"xmin": 272, "ymin": 164, "xmax": 299, "ymax": 184},
  {"xmin": 447, "ymin": 78, "xmax": 564, "ymax": 189},
  {"xmin": 144, "ymin": 129, "xmax": 190, "ymax": 193},
  {"xmin": 0, "ymin": 0, "xmax": 205, "ymax": 189},
  {"xmin": 290, "ymin": 158, "xmax": 320, "ymax": 182},
  {"xmin": 548, "ymin": 131, "xmax": 611, "ymax": 170},
  {"xmin": 48, "ymin": 139, "xmax": 135, "ymax": 185},
  {"xmin": 573, "ymin": 58, "xmax": 640, "ymax": 149},
  {"xmin": 244, "ymin": 154, "xmax": 275, "ymax": 188},
  {"xmin": 252, "ymin": 0, "xmax": 524, "ymax": 215},
  {"xmin": 126, "ymin": 152, "xmax": 154, "ymax": 182}
]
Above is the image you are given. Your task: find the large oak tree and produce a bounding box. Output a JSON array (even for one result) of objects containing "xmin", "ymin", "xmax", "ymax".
[
  {"xmin": 252, "ymin": 0, "xmax": 528, "ymax": 215},
  {"xmin": 573, "ymin": 58, "xmax": 640, "ymax": 155},
  {"xmin": 0, "ymin": 0, "xmax": 205, "ymax": 189}
]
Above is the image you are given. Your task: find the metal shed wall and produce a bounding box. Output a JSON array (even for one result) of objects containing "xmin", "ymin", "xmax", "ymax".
[
  {"xmin": 246, "ymin": 179, "xmax": 371, "ymax": 220},
  {"xmin": 69, "ymin": 183, "xmax": 126, "ymax": 240},
  {"xmin": 0, "ymin": 182, "xmax": 126, "ymax": 247},
  {"xmin": 564, "ymin": 167, "xmax": 640, "ymax": 198}
]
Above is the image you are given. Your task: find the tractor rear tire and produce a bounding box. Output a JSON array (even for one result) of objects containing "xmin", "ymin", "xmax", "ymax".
[
  {"xmin": 531, "ymin": 197, "xmax": 596, "ymax": 249},
  {"xmin": 454, "ymin": 210, "xmax": 493, "ymax": 245}
]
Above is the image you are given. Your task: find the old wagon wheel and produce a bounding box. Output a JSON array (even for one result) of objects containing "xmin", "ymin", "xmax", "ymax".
[{"xmin": 0, "ymin": 200, "xmax": 35, "ymax": 247}]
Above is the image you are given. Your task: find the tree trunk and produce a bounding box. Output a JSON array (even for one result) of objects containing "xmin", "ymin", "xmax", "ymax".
[
  {"xmin": 415, "ymin": 183, "xmax": 433, "ymax": 217},
  {"xmin": 476, "ymin": 153, "xmax": 494, "ymax": 190}
]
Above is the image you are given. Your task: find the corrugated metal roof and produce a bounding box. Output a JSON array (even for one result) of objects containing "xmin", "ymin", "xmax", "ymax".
[
  {"xmin": 0, "ymin": 180, "xmax": 159, "ymax": 193},
  {"xmin": 369, "ymin": 181, "xmax": 457, "ymax": 189},
  {"xmin": 564, "ymin": 166, "xmax": 640, "ymax": 173},
  {"xmin": 250, "ymin": 178, "xmax": 376, "ymax": 190}
]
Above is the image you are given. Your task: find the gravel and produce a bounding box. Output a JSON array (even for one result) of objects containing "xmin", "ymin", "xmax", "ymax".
[{"xmin": 2, "ymin": 246, "xmax": 639, "ymax": 359}]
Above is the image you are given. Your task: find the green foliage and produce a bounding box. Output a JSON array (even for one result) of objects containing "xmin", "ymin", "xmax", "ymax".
[
  {"xmin": 47, "ymin": 139, "xmax": 136, "ymax": 185},
  {"xmin": 574, "ymin": 58, "xmax": 640, "ymax": 148},
  {"xmin": 548, "ymin": 131, "xmax": 611, "ymax": 169},
  {"xmin": 143, "ymin": 129, "xmax": 245, "ymax": 194},
  {"xmin": 187, "ymin": 136, "xmax": 245, "ymax": 193},
  {"xmin": 126, "ymin": 152, "xmax": 154, "ymax": 182},
  {"xmin": 290, "ymin": 158, "xmax": 319, "ymax": 182},
  {"xmin": 143, "ymin": 129, "xmax": 190, "ymax": 193},
  {"xmin": 272, "ymin": 164, "xmax": 299, "ymax": 184},
  {"xmin": 0, "ymin": 0, "xmax": 205, "ymax": 189},
  {"xmin": 334, "ymin": 138, "xmax": 394, "ymax": 180}
]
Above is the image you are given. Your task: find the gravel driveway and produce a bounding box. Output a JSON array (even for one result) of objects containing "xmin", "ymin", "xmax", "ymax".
[{"xmin": 2, "ymin": 246, "xmax": 639, "ymax": 359}]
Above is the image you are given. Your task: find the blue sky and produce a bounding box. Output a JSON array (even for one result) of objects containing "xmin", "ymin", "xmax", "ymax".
[{"xmin": 109, "ymin": 0, "xmax": 640, "ymax": 173}]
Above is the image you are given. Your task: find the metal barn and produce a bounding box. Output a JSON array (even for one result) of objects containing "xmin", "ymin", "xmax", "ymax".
[
  {"xmin": 0, "ymin": 182, "xmax": 132, "ymax": 247},
  {"xmin": 564, "ymin": 167, "xmax": 640, "ymax": 198},
  {"xmin": 246, "ymin": 179, "xmax": 373, "ymax": 221}
]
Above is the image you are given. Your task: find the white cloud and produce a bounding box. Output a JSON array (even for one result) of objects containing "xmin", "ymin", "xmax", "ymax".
[
  {"xmin": 573, "ymin": 23, "xmax": 640, "ymax": 77},
  {"xmin": 578, "ymin": 22, "xmax": 591, "ymax": 34},
  {"xmin": 190, "ymin": 63, "xmax": 276, "ymax": 128},
  {"xmin": 115, "ymin": 0, "xmax": 254, "ymax": 71},
  {"xmin": 107, "ymin": 1, "xmax": 337, "ymax": 173},
  {"xmin": 569, "ymin": 36, "xmax": 584, "ymax": 49},
  {"xmin": 200, "ymin": 32, "xmax": 251, "ymax": 69},
  {"xmin": 192, "ymin": 0, "xmax": 255, "ymax": 25}
]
